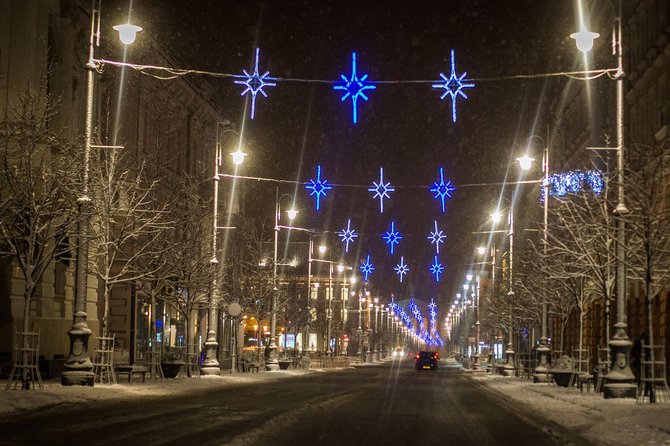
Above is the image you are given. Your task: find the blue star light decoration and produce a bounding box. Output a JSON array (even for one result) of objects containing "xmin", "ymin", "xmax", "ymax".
[
  {"xmin": 360, "ymin": 254, "xmax": 375, "ymax": 282},
  {"xmin": 368, "ymin": 167, "xmax": 395, "ymax": 213},
  {"xmin": 428, "ymin": 299, "xmax": 437, "ymax": 319},
  {"xmin": 333, "ymin": 52, "xmax": 376, "ymax": 124},
  {"xmin": 394, "ymin": 256, "xmax": 409, "ymax": 282},
  {"xmin": 429, "ymin": 256, "xmax": 445, "ymax": 282},
  {"xmin": 427, "ymin": 220, "xmax": 446, "ymax": 254},
  {"xmin": 234, "ymin": 48, "xmax": 276, "ymax": 120},
  {"xmin": 432, "ymin": 49, "xmax": 474, "ymax": 123},
  {"xmin": 337, "ymin": 219, "xmax": 358, "ymax": 253},
  {"xmin": 382, "ymin": 221, "xmax": 402, "ymax": 255},
  {"xmin": 429, "ymin": 167, "xmax": 456, "ymax": 213},
  {"xmin": 304, "ymin": 165, "xmax": 333, "ymax": 211},
  {"xmin": 428, "ymin": 298, "xmax": 437, "ymax": 332}
]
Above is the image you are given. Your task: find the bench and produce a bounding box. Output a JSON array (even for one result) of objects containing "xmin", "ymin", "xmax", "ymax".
[
  {"xmin": 577, "ymin": 372, "xmax": 594, "ymax": 393},
  {"xmin": 115, "ymin": 364, "xmax": 149, "ymax": 383},
  {"xmin": 238, "ymin": 358, "xmax": 261, "ymax": 373}
]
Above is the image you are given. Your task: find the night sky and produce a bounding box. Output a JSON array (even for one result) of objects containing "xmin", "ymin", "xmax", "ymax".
[{"xmin": 106, "ymin": 1, "xmax": 584, "ymax": 305}]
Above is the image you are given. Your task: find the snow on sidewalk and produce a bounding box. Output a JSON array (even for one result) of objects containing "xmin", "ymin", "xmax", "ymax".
[
  {"xmin": 0, "ymin": 369, "xmax": 315, "ymax": 416},
  {"xmin": 466, "ymin": 370, "xmax": 670, "ymax": 446}
]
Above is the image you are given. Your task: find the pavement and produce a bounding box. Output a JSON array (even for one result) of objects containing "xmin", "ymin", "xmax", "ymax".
[{"xmin": 461, "ymin": 364, "xmax": 670, "ymax": 446}]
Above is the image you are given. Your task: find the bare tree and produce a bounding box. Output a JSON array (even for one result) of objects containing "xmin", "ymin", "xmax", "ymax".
[
  {"xmin": 160, "ymin": 174, "xmax": 212, "ymax": 354},
  {"xmin": 89, "ymin": 148, "xmax": 172, "ymax": 336},
  {"xmin": 626, "ymin": 142, "xmax": 670, "ymax": 351},
  {"xmin": 0, "ymin": 92, "xmax": 81, "ymax": 334}
]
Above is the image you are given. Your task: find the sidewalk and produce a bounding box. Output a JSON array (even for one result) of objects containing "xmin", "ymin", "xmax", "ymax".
[
  {"xmin": 464, "ymin": 368, "xmax": 670, "ymax": 446},
  {"xmin": 0, "ymin": 368, "xmax": 315, "ymax": 416}
]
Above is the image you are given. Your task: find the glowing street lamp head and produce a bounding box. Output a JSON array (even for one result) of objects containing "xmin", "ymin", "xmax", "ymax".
[
  {"xmin": 570, "ymin": 26, "xmax": 599, "ymax": 53},
  {"xmin": 337, "ymin": 264, "xmax": 345, "ymax": 273},
  {"xmin": 286, "ymin": 209, "xmax": 298, "ymax": 220},
  {"xmin": 318, "ymin": 245, "xmax": 327, "ymax": 254},
  {"xmin": 231, "ymin": 149, "xmax": 246, "ymax": 165},
  {"xmin": 466, "ymin": 274, "xmax": 473, "ymax": 281},
  {"xmin": 113, "ymin": 23, "xmax": 143, "ymax": 45},
  {"xmin": 491, "ymin": 211, "xmax": 503, "ymax": 224},
  {"xmin": 517, "ymin": 155, "xmax": 534, "ymax": 170},
  {"xmin": 476, "ymin": 246, "xmax": 486, "ymax": 255}
]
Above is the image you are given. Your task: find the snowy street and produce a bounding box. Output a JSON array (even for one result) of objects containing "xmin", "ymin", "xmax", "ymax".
[{"xmin": 1, "ymin": 359, "xmax": 669, "ymax": 445}]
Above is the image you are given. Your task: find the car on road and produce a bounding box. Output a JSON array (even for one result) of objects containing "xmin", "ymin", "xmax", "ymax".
[
  {"xmin": 415, "ymin": 351, "xmax": 439, "ymax": 371},
  {"xmin": 392, "ymin": 347, "xmax": 406, "ymax": 358}
]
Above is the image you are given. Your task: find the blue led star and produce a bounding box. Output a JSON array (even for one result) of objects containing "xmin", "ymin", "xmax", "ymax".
[
  {"xmin": 304, "ymin": 165, "xmax": 332, "ymax": 211},
  {"xmin": 428, "ymin": 299, "xmax": 437, "ymax": 318},
  {"xmin": 337, "ymin": 219, "xmax": 358, "ymax": 253},
  {"xmin": 394, "ymin": 256, "xmax": 409, "ymax": 283},
  {"xmin": 429, "ymin": 167, "xmax": 456, "ymax": 213},
  {"xmin": 368, "ymin": 167, "xmax": 395, "ymax": 213},
  {"xmin": 382, "ymin": 221, "xmax": 402, "ymax": 255},
  {"xmin": 360, "ymin": 254, "xmax": 375, "ymax": 282},
  {"xmin": 429, "ymin": 256, "xmax": 445, "ymax": 282},
  {"xmin": 427, "ymin": 220, "xmax": 446, "ymax": 254},
  {"xmin": 432, "ymin": 49, "xmax": 474, "ymax": 123},
  {"xmin": 333, "ymin": 52, "xmax": 376, "ymax": 124},
  {"xmin": 234, "ymin": 48, "xmax": 276, "ymax": 120}
]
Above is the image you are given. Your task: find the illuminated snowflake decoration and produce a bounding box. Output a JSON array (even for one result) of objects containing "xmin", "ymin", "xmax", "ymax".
[
  {"xmin": 428, "ymin": 298, "xmax": 438, "ymax": 333},
  {"xmin": 399, "ymin": 308, "xmax": 412, "ymax": 330},
  {"xmin": 234, "ymin": 48, "xmax": 276, "ymax": 120},
  {"xmin": 432, "ymin": 49, "xmax": 474, "ymax": 123},
  {"xmin": 408, "ymin": 299, "xmax": 419, "ymax": 318},
  {"xmin": 333, "ymin": 52, "xmax": 376, "ymax": 124},
  {"xmin": 428, "ymin": 299, "xmax": 437, "ymax": 319},
  {"xmin": 382, "ymin": 221, "xmax": 402, "ymax": 255},
  {"xmin": 427, "ymin": 220, "xmax": 446, "ymax": 254},
  {"xmin": 337, "ymin": 219, "xmax": 358, "ymax": 253},
  {"xmin": 368, "ymin": 167, "xmax": 395, "ymax": 213},
  {"xmin": 429, "ymin": 167, "xmax": 456, "ymax": 213},
  {"xmin": 394, "ymin": 256, "xmax": 409, "ymax": 282},
  {"xmin": 304, "ymin": 165, "xmax": 333, "ymax": 211},
  {"xmin": 429, "ymin": 256, "xmax": 445, "ymax": 282},
  {"xmin": 359, "ymin": 254, "xmax": 375, "ymax": 282}
]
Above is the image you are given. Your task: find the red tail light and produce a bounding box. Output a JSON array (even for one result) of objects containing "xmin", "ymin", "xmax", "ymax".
[{"xmin": 415, "ymin": 354, "xmax": 420, "ymax": 360}]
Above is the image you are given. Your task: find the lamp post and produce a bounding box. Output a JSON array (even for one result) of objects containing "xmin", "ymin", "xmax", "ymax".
[
  {"xmin": 522, "ymin": 134, "xmax": 552, "ymax": 383},
  {"xmin": 472, "ymin": 275, "xmax": 482, "ymax": 370},
  {"xmin": 373, "ymin": 297, "xmax": 380, "ymax": 360},
  {"xmin": 492, "ymin": 201, "xmax": 515, "ymax": 377},
  {"xmin": 357, "ymin": 294, "xmax": 364, "ymax": 361},
  {"xmin": 62, "ymin": 0, "xmax": 141, "ymax": 386},
  {"xmin": 202, "ymin": 124, "xmax": 244, "ymax": 376},
  {"xmin": 268, "ymin": 190, "xmax": 298, "ymax": 371},
  {"xmin": 571, "ymin": 0, "xmax": 635, "ymax": 399}
]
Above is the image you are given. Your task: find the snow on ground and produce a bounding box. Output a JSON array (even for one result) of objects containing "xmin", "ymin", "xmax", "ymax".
[
  {"xmin": 462, "ymin": 362, "xmax": 670, "ymax": 446},
  {"xmin": 0, "ymin": 368, "xmax": 315, "ymax": 415},
  {"xmin": 2, "ymin": 359, "xmax": 670, "ymax": 446}
]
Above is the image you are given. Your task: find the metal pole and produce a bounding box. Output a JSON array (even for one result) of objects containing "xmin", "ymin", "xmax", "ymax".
[
  {"xmin": 62, "ymin": 0, "xmax": 99, "ymax": 386},
  {"xmin": 201, "ymin": 126, "xmax": 224, "ymax": 375},
  {"xmin": 304, "ymin": 238, "xmax": 312, "ymax": 357},
  {"xmin": 266, "ymin": 188, "xmax": 280, "ymax": 371},
  {"xmin": 604, "ymin": 1, "xmax": 635, "ymax": 398},
  {"xmin": 534, "ymin": 135, "xmax": 552, "ymax": 382},
  {"xmin": 326, "ymin": 264, "xmax": 332, "ymax": 354},
  {"xmin": 503, "ymin": 204, "xmax": 516, "ymax": 376},
  {"xmin": 473, "ymin": 276, "xmax": 481, "ymax": 370}
]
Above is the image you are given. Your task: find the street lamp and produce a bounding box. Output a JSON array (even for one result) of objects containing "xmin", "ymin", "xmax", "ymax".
[
  {"xmin": 62, "ymin": 0, "xmax": 141, "ymax": 386},
  {"xmin": 522, "ymin": 134, "xmax": 552, "ymax": 383},
  {"xmin": 268, "ymin": 190, "xmax": 298, "ymax": 371},
  {"xmin": 572, "ymin": 0, "xmax": 635, "ymax": 399},
  {"xmin": 202, "ymin": 123, "xmax": 244, "ymax": 376},
  {"xmin": 492, "ymin": 199, "xmax": 515, "ymax": 377}
]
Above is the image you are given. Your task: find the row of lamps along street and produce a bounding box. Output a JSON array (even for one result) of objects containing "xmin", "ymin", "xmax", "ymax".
[{"xmin": 65, "ymin": 0, "xmax": 634, "ymax": 398}]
